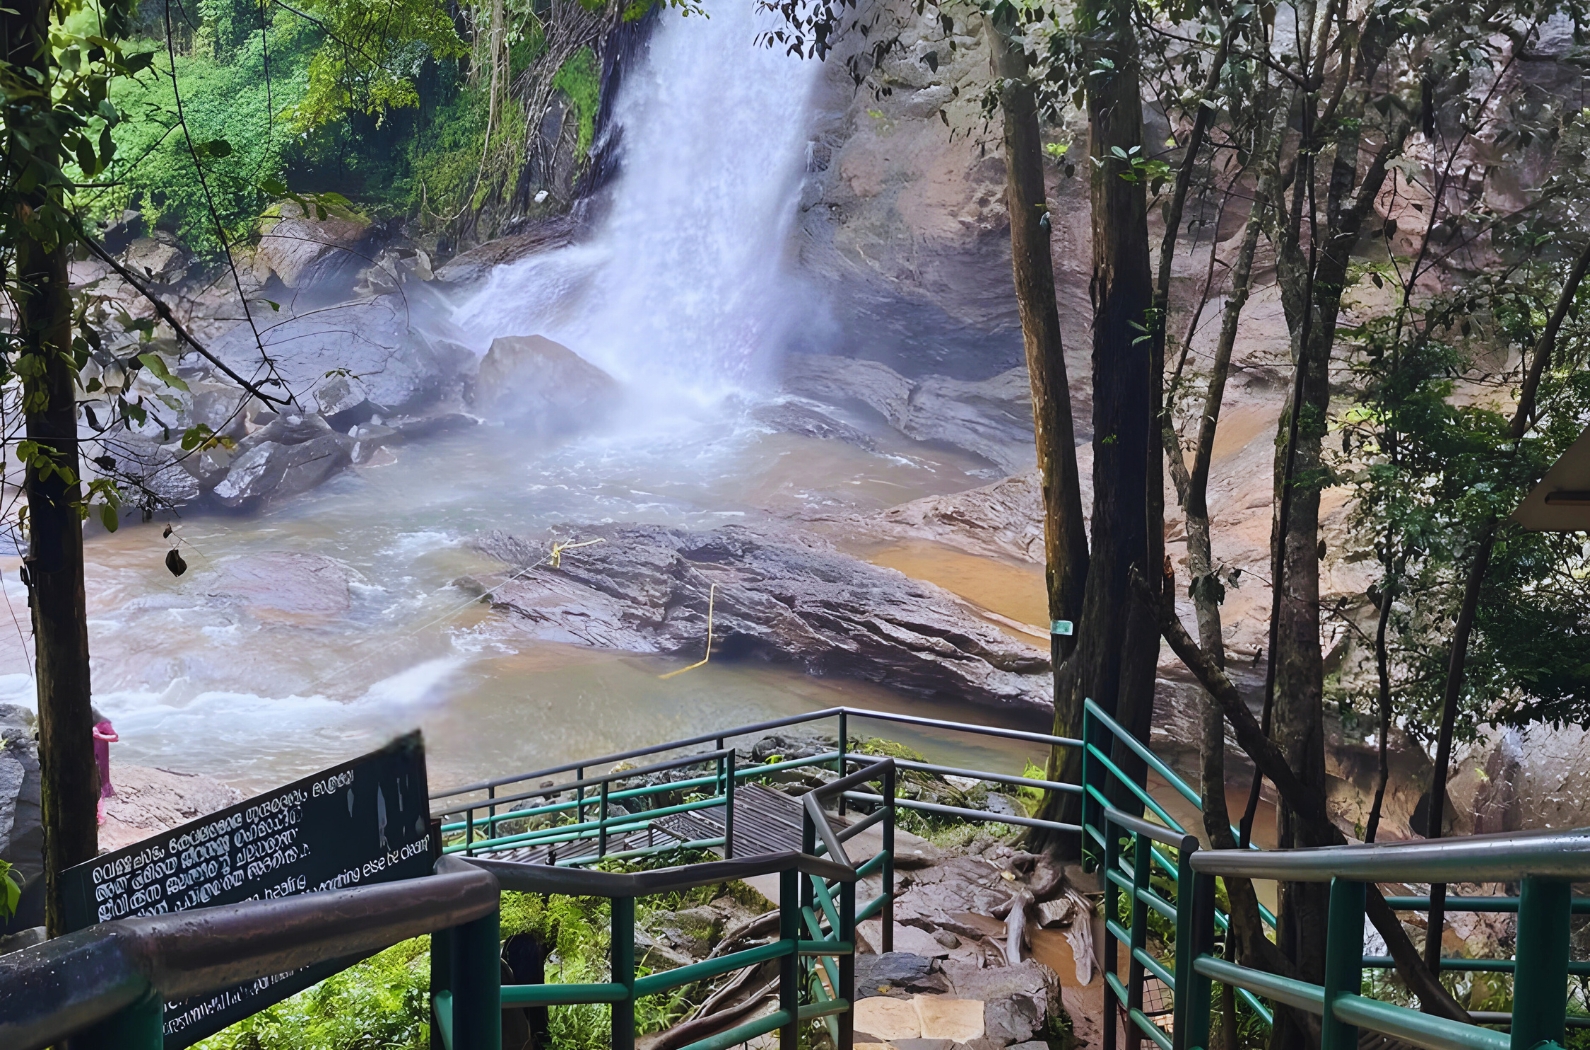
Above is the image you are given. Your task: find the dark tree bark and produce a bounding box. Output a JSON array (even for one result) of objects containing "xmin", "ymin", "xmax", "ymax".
[
  {"xmin": 1065, "ymin": 0, "xmax": 1161, "ymax": 815},
  {"xmin": 3, "ymin": 0, "xmax": 99, "ymax": 936},
  {"xmin": 1145, "ymin": 574, "xmax": 1472, "ymax": 1024},
  {"xmin": 986, "ymin": 18, "xmax": 1091, "ymax": 843}
]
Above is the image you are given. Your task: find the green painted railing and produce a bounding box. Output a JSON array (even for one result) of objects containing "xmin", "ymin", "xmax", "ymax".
[
  {"xmin": 1081, "ymin": 697, "xmax": 1590, "ymax": 1050},
  {"xmin": 446, "ymin": 758, "xmax": 892, "ymax": 1050}
]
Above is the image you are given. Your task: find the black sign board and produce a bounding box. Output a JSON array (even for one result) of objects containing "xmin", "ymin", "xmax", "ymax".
[{"xmin": 62, "ymin": 731, "xmax": 433, "ymax": 1048}]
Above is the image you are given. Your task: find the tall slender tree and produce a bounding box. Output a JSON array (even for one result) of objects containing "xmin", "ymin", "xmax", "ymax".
[
  {"xmin": 3, "ymin": 0, "xmax": 106, "ymax": 935},
  {"xmin": 984, "ymin": 9, "xmax": 1091, "ymax": 835}
]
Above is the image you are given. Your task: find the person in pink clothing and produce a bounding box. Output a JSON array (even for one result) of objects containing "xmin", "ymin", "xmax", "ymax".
[{"xmin": 93, "ymin": 715, "xmax": 118, "ymax": 825}]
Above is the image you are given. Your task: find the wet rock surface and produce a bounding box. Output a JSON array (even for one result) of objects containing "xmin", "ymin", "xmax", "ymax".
[
  {"xmin": 97, "ymin": 765, "xmax": 245, "ymax": 855},
  {"xmin": 751, "ymin": 399, "xmax": 878, "ymax": 450},
  {"xmin": 470, "ymin": 334, "xmax": 621, "ymax": 431},
  {"xmin": 209, "ymin": 293, "xmax": 473, "ymax": 421},
  {"xmin": 0, "ymin": 706, "xmax": 42, "ymax": 890},
  {"xmin": 467, "ymin": 523, "xmax": 1051, "ymax": 711},
  {"xmin": 781, "ymin": 354, "xmax": 1035, "ymax": 473}
]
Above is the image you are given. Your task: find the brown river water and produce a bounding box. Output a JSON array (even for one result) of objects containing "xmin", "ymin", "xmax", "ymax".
[{"xmin": 0, "ymin": 410, "xmax": 1058, "ymax": 795}]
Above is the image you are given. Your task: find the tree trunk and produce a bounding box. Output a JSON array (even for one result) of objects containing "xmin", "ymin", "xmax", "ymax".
[
  {"xmin": 1069, "ymin": 0, "xmax": 1160, "ymax": 815},
  {"xmin": 986, "ymin": 19, "xmax": 1091, "ymax": 846},
  {"xmin": 4, "ymin": 0, "xmax": 98, "ymax": 939}
]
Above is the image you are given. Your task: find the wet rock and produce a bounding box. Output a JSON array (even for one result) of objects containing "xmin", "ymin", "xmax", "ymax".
[
  {"xmin": 782, "ymin": 353, "xmax": 913, "ymax": 422},
  {"xmin": 107, "ymin": 436, "xmax": 202, "ymax": 507},
  {"xmin": 252, "ymin": 202, "xmax": 370, "ymax": 293},
  {"xmin": 211, "ymin": 415, "xmax": 354, "ymax": 510},
  {"xmin": 209, "ymin": 295, "xmax": 473, "ymax": 419},
  {"xmin": 203, "ymin": 551, "xmax": 355, "ymax": 617},
  {"xmin": 212, "ymin": 441, "xmax": 287, "ymax": 508},
  {"xmin": 473, "ymin": 523, "xmax": 1051, "ymax": 712},
  {"xmin": 471, "ymin": 335, "xmax": 621, "ymax": 432},
  {"xmin": 833, "ymin": 472, "xmax": 1048, "ymax": 565},
  {"xmin": 782, "ymin": 355, "xmax": 1034, "ymax": 472},
  {"xmin": 751, "ymin": 400, "xmax": 876, "ymax": 450},
  {"xmin": 433, "ymin": 215, "xmax": 579, "ymax": 287},
  {"xmin": 0, "ymin": 706, "xmax": 42, "ymax": 888},
  {"xmin": 856, "ymin": 952, "xmax": 945, "ymax": 997},
  {"xmin": 941, "ymin": 960, "xmax": 1059, "ymax": 1046},
  {"xmin": 124, "ymin": 234, "xmax": 188, "ymax": 286},
  {"xmin": 98, "ymin": 765, "xmax": 244, "ymax": 855}
]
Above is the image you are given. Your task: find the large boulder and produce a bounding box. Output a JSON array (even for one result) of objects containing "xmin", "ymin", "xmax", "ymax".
[
  {"xmin": 469, "ymin": 523, "xmax": 1051, "ymax": 711},
  {"xmin": 210, "ymin": 414, "xmax": 353, "ymax": 511},
  {"xmin": 251, "ymin": 202, "xmax": 371, "ymax": 294},
  {"xmin": 209, "ymin": 294, "xmax": 473, "ymax": 424},
  {"xmin": 782, "ymin": 354, "xmax": 1037, "ymax": 472},
  {"xmin": 471, "ymin": 335, "xmax": 621, "ymax": 432}
]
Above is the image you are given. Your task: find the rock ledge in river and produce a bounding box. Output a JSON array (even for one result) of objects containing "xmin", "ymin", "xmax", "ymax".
[{"xmin": 471, "ymin": 523, "xmax": 1051, "ymax": 711}]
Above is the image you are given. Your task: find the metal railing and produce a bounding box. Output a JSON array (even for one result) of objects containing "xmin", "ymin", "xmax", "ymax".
[
  {"xmin": 429, "ymin": 706, "xmax": 1083, "ymax": 867},
  {"xmin": 1080, "ymin": 696, "xmax": 1590, "ymax": 1050},
  {"xmin": 457, "ymin": 759, "xmax": 896, "ymax": 1050},
  {"xmin": 0, "ymin": 857, "xmax": 501, "ymax": 1050}
]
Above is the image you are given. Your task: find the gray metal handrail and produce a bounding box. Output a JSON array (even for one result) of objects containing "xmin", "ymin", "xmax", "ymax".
[
  {"xmin": 431, "ymin": 706, "xmax": 1071, "ymax": 804},
  {"xmin": 464, "ymin": 849, "xmax": 857, "ymax": 897},
  {"xmin": 0, "ymin": 858, "xmax": 499, "ymax": 1050},
  {"xmin": 432, "ymin": 747, "xmax": 734, "ymax": 818},
  {"xmin": 1190, "ymin": 824, "xmax": 1590, "ymax": 883}
]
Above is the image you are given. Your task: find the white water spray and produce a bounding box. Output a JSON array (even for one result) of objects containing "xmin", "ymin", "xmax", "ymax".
[{"xmin": 456, "ymin": 0, "xmax": 819, "ymax": 400}]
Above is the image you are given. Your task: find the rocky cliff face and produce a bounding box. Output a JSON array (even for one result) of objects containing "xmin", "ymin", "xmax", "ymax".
[{"xmin": 795, "ymin": 0, "xmax": 1092, "ymax": 383}]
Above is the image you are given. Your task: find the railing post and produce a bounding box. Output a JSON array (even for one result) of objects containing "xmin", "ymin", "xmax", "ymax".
[
  {"xmin": 465, "ymin": 805, "xmax": 475, "ymax": 855},
  {"xmin": 839, "ymin": 876, "xmax": 856, "ymax": 1050},
  {"xmin": 1181, "ymin": 871, "xmax": 1217, "ymax": 1050},
  {"xmin": 487, "ymin": 784, "xmax": 497, "ymax": 846},
  {"xmin": 1127, "ymin": 830, "xmax": 1150, "ymax": 1050},
  {"xmin": 1321, "ymin": 878, "xmax": 1365, "ymax": 1050},
  {"xmin": 883, "ymin": 761, "xmax": 896, "ymax": 954},
  {"xmin": 1512, "ymin": 876, "xmax": 1570, "ymax": 1050},
  {"xmin": 599, "ymin": 780, "xmax": 611, "ymax": 859},
  {"xmin": 431, "ymin": 925, "xmax": 454, "ymax": 1050},
  {"xmin": 1082, "ymin": 701, "xmax": 1102, "ymax": 871},
  {"xmin": 780, "ymin": 867, "xmax": 800, "ymax": 1050},
  {"xmin": 451, "ymin": 906, "xmax": 502, "ymax": 1050},
  {"xmin": 725, "ymin": 749, "xmax": 737, "ymax": 859},
  {"xmin": 613, "ymin": 895, "xmax": 637, "ymax": 1050},
  {"xmin": 576, "ymin": 767, "xmax": 586, "ymax": 824},
  {"xmin": 1103, "ymin": 816, "xmax": 1120, "ymax": 1050},
  {"xmin": 837, "ymin": 710, "xmax": 849, "ymax": 816},
  {"xmin": 1170, "ymin": 834, "xmax": 1200, "ymax": 1050},
  {"xmin": 75, "ymin": 989, "xmax": 164, "ymax": 1050}
]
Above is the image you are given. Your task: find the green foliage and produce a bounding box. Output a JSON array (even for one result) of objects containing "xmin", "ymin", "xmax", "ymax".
[
  {"xmin": 91, "ymin": 29, "xmax": 313, "ymax": 255},
  {"xmin": 1340, "ymin": 256, "xmax": 1590, "ymax": 741},
  {"xmin": 552, "ymin": 47, "xmax": 601, "ymax": 157},
  {"xmin": 290, "ymin": 0, "xmax": 467, "ymax": 131},
  {"xmin": 0, "ymin": 860, "xmax": 19, "ymax": 920},
  {"xmin": 196, "ymin": 937, "xmax": 431, "ymax": 1050}
]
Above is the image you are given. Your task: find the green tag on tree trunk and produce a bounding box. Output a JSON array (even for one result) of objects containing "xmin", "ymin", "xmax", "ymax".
[{"xmin": 1051, "ymin": 620, "xmax": 1074, "ymax": 636}]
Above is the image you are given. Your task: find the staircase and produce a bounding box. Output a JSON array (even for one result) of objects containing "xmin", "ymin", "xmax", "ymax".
[{"xmin": 2, "ymin": 703, "xmax": 1588, "ymax": 1050}]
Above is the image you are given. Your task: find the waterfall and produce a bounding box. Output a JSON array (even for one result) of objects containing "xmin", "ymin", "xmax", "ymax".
[{"xmin": 455, "ymin": 0, "xmax": 820, "ymax": 401}]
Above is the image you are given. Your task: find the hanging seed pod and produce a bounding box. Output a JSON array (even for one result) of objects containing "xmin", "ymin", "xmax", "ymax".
[{"xmin": 165, "ymin": 548, "xmax": 188, "ymax": 577}]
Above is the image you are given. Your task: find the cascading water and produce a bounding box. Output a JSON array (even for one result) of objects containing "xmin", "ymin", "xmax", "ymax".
[
  {"xmin": 0, "ymin": 1, "xmax": 1003, "ymax": 792},
  {"xmin": 456, "ymin": 0, "xmax": 821, "ymax": 399}
]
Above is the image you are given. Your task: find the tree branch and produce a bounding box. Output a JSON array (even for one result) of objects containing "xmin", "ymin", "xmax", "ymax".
[
  {"xmin": 1132, "ymin": 569, "xmax": 1473, "ymax": 1023},
  {"xmin": 78, "ymin": 231, "xmax": 292, "ymax": 407}
]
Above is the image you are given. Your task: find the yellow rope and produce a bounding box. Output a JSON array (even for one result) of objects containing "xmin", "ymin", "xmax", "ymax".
[
  {"xmin": 549, "ymin": 537, "xmax": 604, "ymax": 568},
  {"xmin": 659, "ymin": 582, "xmax": 715, "ymax": 680}
]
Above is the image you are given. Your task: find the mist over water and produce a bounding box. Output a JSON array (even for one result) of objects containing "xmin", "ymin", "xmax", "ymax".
[
  {"xmin": 0, "ymin": 4, "xmax": 1027, "ymax": 793},
  {"xmin": 456, "ymin": 0, "xmax": 821, "ymax": 398}
]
